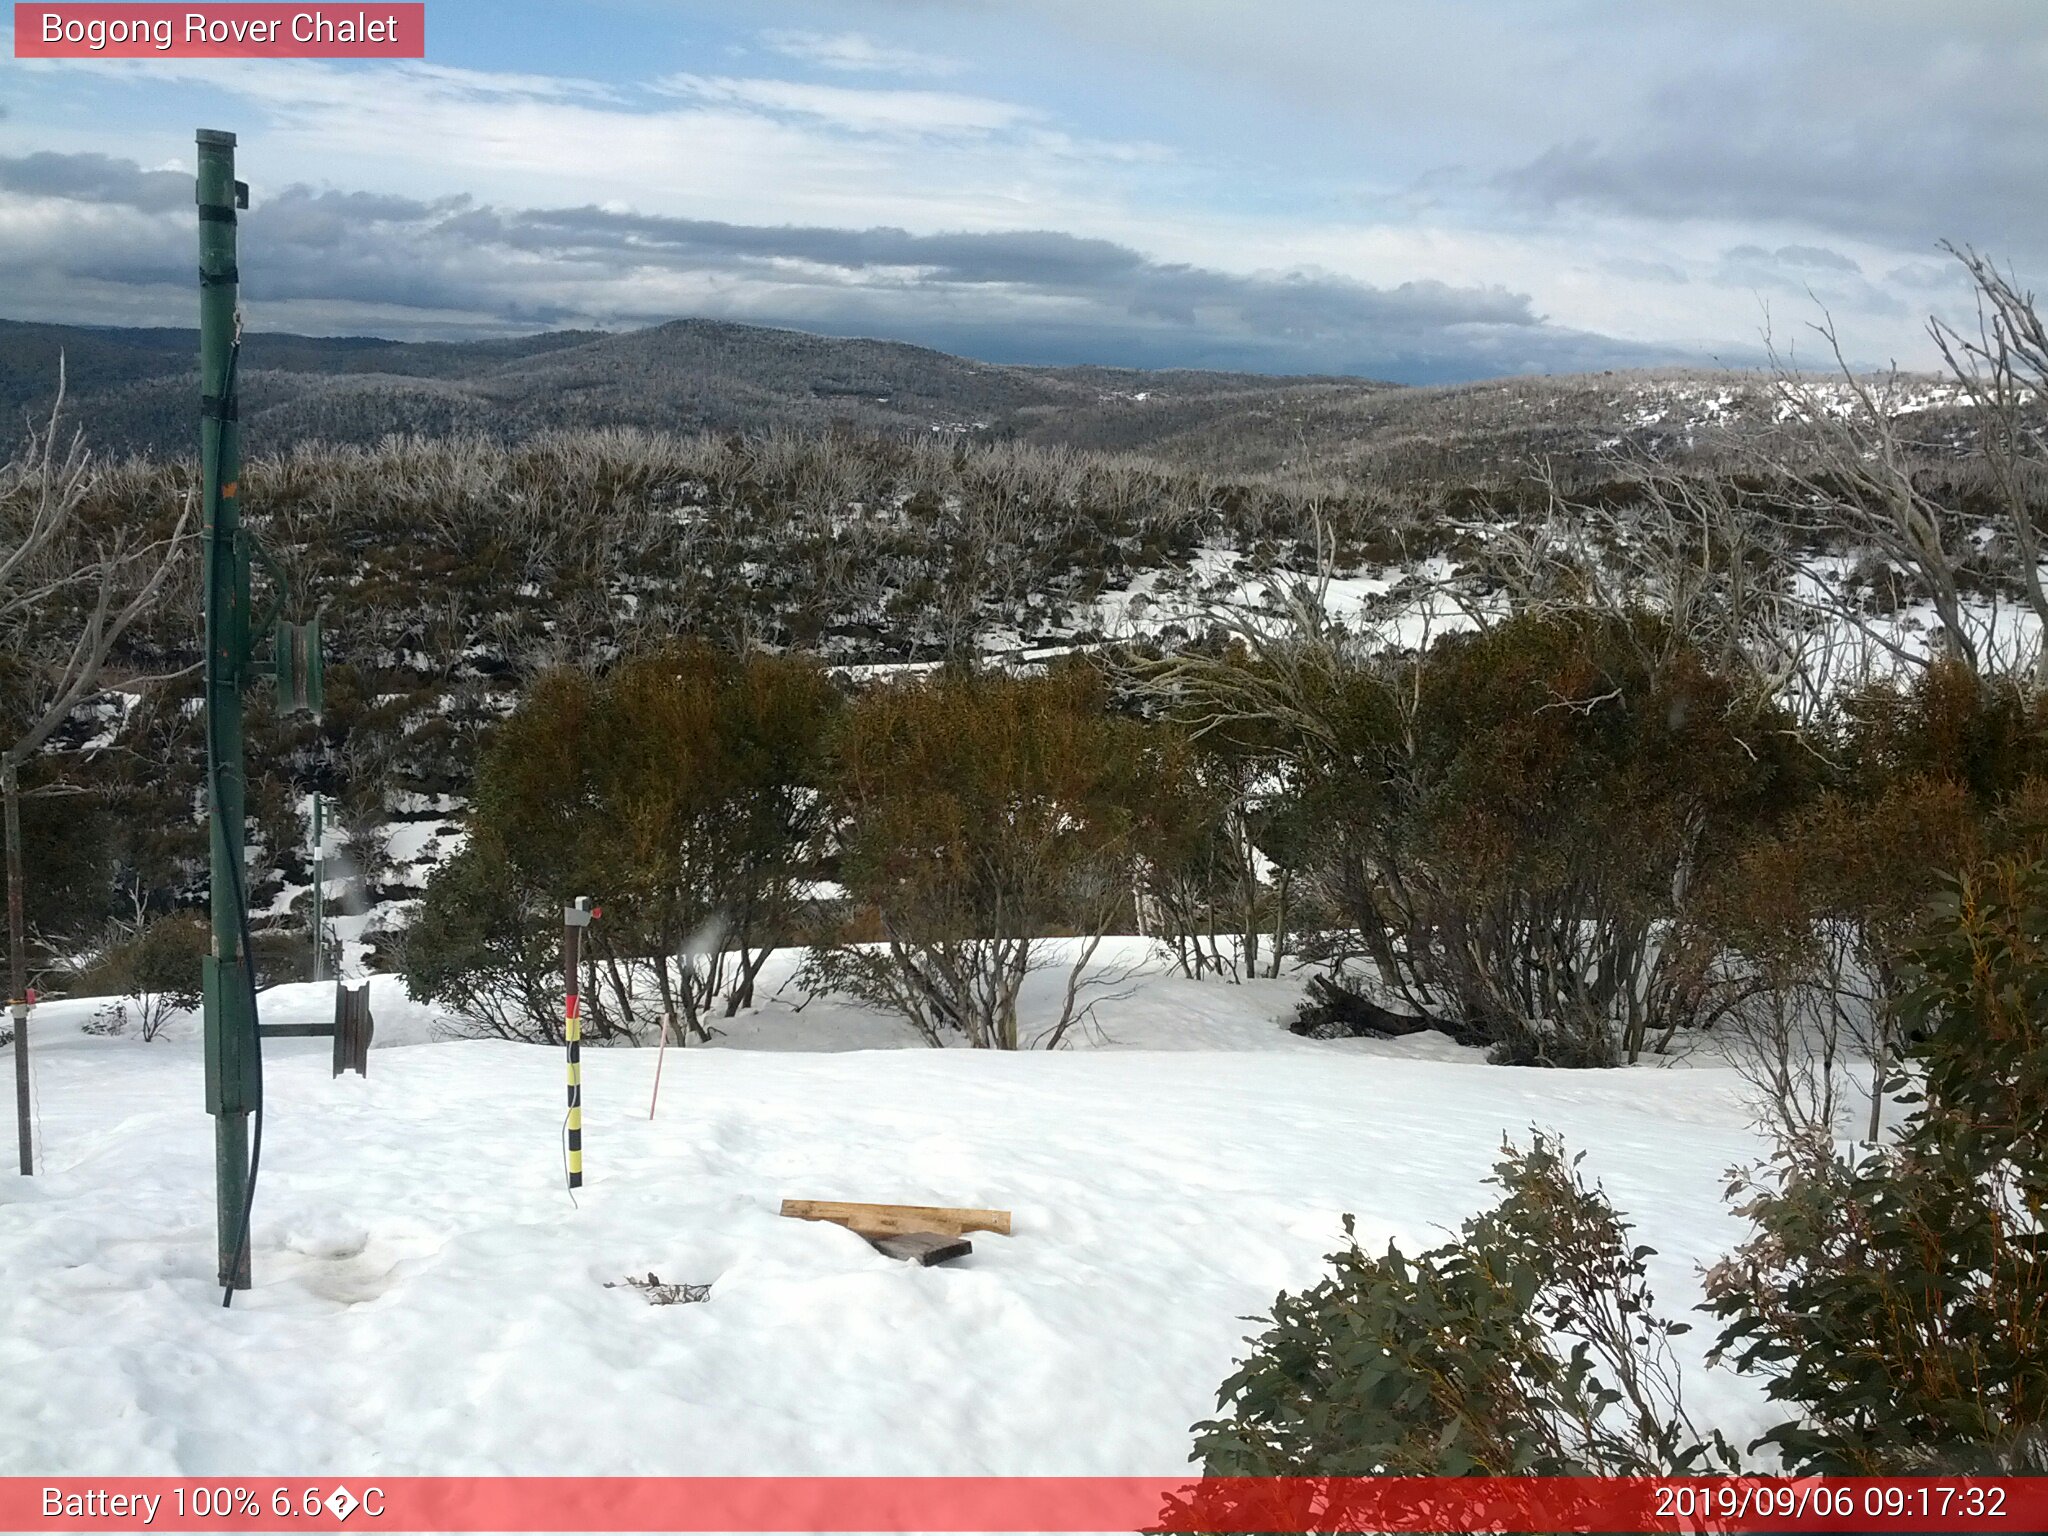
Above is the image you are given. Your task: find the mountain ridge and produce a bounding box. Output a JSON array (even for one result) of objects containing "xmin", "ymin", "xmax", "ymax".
[
  {"xmin": 0, "ymin": 313, "xmax": 1951, "ymax": 478},
  {"xmin": 0, "ymin": 314, "xmax": 1387, "ymax": 459}
]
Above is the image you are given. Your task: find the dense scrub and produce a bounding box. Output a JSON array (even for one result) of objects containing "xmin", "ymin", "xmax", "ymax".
[
  {"xmin": 24, "ymin": 418, "xmax": 1815, "ymax": 994},
  {"xmin": 389, "ymin": 604, "xmax": 2048, "ymax": 1072},
  {"xmin": 11, "ymin": 428, "xmax": 1397, "ymax": 989},
  {"xmin": 1705, "ymin": 856, "xmax": 2048, "ymax": 1473},
  {"xmin": 8, "ymin": 403, "xmax": 2043, "ymax": 1076}
]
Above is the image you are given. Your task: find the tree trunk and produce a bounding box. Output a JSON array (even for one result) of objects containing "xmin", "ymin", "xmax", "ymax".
[
  {"xmin": 3, "ymin": 758, "xmax": 30, "ymax": 1176},
  {"xmin": 1866, "ymin": 1010, "xmax": 1892, "ymax": 1145},
  {"xmin": 1267, "ymin": 871, "xmax": 1292, "ymax": 979},
  {"xmin": 734, "ymin": 942, "xmax": 757, "ymax": 1010},
  {"xmin": 725, "ymin": 944, "xmax": 769, "ymax": 1018}
]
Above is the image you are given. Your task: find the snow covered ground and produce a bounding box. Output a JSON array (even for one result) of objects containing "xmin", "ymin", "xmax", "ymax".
[{"xmin": 1, "ymin": 952, "xmax": 1786, "ymax": 1478}]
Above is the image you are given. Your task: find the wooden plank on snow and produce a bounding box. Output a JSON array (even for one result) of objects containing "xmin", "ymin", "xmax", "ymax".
[{"xmin": 778, "ymin": 1199, "xmax": 1012, "ymax": 1239}]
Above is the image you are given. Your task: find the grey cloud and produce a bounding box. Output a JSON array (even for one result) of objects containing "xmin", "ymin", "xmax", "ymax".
[
  {"xmin": 1501, "ymin": 69, "xmax": 2048, "ymax": 266},
  {"xmin": 1600, "ymin": 256, "xmax": 1688, "ymax": 285},
  {"xmin": 1728, "ymin": 244, "xmax": 1859, "ymax": 274},
  {"xmin": 1887, "ymin": 260, "xmax": 1967, "ymax": 291},
  {"xmin": 411, "ymin": 203, "xmax": 1550, "ymax": 369},
  {"xmin": 1773, "ymin": 245, "xmax": 1860, "ymax": 273},
  {"xmin": 0, "ymin": 150, "xmax": 191, "ymax": 212},
  {"xmin": 1722, "ymin": 244, "xmax": 1860, "ymax": 275},
  {"xmin": 1043, "ymin": 2, "xmax": 2048, "ymax": 280},
  {"xmin": 1709, "ymin": 243, "xmax": 1907, "ymax": 320},
  {"xmin": 468, "ymin": 206, "xmax": 1150, "ymax": 288},
  {"xmin": 0, "ymin": 154, "xmax": 1712, "ymax": 381},
  {"xmin": 409, "ymin": 200, "xmax": 1540, "ymax": 340}
]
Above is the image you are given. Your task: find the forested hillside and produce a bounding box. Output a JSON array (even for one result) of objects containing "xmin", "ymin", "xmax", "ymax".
[{"xmin": 3, "ymin": 313, "xmax": 1970, "ymax": 480}]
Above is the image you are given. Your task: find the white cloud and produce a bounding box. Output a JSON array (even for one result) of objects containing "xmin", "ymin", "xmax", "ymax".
[
  {"xmin": 651, "ymin": 74, "xmax": 1041, "ymax": 136},
  {"xmin": 759, "ymin": 30, "xmax": 962, "ymax": 77},
  {"xmin": 28, "ymin": 56, "xmax": 1150, "ymax": 238}
]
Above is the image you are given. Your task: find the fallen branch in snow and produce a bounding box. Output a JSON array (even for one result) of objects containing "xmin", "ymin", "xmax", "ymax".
[
  {"xmin": 1289, "ymin": 973, "xmax": 1486, "ymax": 1047},
  {"xmin": 605, "ymin": 1273, "xmax": 710, "ymax": 1306}
]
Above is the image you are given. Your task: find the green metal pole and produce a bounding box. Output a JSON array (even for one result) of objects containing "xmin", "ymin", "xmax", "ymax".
[
  {"xmin": 198, "ymin": 128, "xmax": 255, "ymax": 1292},
  {"xmin": 311, "ymin": 794, "xmax": 325, "ymax": 983}
]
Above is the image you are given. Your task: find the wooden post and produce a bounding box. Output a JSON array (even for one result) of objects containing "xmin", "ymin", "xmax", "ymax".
[
  {"xmin": 4, "ymin": 757, "xmax": 30, "ymax": 1177},
  {"xmin": 648, "ymin": 1009, "xmax": 673, "ymax": 1120},
  {"xmin": 332, "ymin": 982, "xmax": 373, "ymax": 1077},
  {"xmin": 310, "ymin": 793, "xmax": 325, "ymax": 983}
]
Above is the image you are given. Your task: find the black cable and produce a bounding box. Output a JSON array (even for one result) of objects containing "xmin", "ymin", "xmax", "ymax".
[{"xmin": 206, "ymin": 332, "xmax": 265, "ymax": 1310}]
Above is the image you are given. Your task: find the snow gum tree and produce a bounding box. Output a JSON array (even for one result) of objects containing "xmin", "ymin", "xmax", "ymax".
[
  {"xmin": 1, "ymin": 374, "xmax": 189, "ymax": 1171},
  {"xmin": 1127, "ymin": 719, "xmax": 1306, "ymax": 982},
  {"xmin": 404, "ymin": 644, "xmax": 838, "ymax": 1042},
  {"xmin": 598, "ymin": 644, "xmax": 839, "ymax": 1035},
  {"xmin": 1698, "ymin": 660, "xmax": 2048, "ymax": 1138},
  {"xmin": 811, "ymin": 666, "xmax": 1140, "ymax": 1048},
  {"xmin": 1146, "ymin": 609, "xmax": 1797, "ymax": 1064}
]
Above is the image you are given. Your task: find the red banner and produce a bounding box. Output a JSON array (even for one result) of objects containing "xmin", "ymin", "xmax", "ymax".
[
  {"xmin": 5, "ymin": 1476, "xmax": 2046, "ymax": 1532},
  {"xmin": 13, "ymin": 4, "xmax": 425, "ymax": 58}
]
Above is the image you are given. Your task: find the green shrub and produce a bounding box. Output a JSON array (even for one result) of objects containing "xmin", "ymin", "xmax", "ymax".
[
  {"xmin": 1213, "ymin": 608, "xmax": 1799, "ymax": 1065},
  {"xmin": 401, "ymin": 836, "xmax": 566, "ymax": 1043},
  {"xmin": 1193, "ymin": 1135, "xmax": 1735, "ymax": 1479},
  {"xmin": 69, "ymin": 914, "xmax": 208, "ymax": 1040}
]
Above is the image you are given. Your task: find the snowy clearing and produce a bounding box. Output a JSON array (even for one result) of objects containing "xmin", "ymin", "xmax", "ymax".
[{"xmin": 1, "ymin": 957, "xmax": 1785, "ymax": 1477}]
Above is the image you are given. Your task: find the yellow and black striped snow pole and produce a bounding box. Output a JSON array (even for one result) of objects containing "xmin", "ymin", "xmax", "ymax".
[{"xmin": 563, "ymin": 898, "xmax": 596, "ymax": 1189}]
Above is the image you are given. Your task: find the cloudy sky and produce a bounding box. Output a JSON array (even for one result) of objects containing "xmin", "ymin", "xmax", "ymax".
[{"xmin": 2, "ymin": 0, "xmax": 2042, "ymax": 381}]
